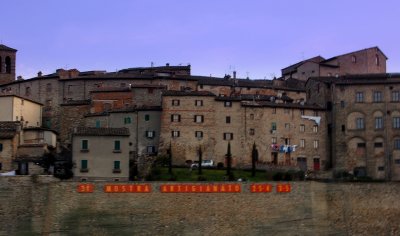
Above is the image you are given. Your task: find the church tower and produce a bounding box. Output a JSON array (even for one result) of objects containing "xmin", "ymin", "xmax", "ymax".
[{"xmin": 0, "ymin": 44, "xmax": 17, "ymax": 85}]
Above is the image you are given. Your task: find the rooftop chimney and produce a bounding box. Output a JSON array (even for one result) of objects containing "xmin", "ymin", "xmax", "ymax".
[
  {"xmin": 166, "ymin": 63, "xmax": 170, "ymax": 67},
  {"xmin": 37, "ymin": 71, "xmax": 42, "ymax": 77},
  {"xmin": 233, "ymin": 71, "xmax": 237, "ymax": 79}
]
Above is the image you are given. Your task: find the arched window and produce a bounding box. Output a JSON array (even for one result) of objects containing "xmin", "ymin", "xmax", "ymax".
[
  {"xmin": 5, "ymin": 56, "xmax": 11, "ymax": 73},
  {"xmin": 375, "ymin": 54, "xmax": 380, "ymax": 66},
  {"xmin": 351, "ymin": 55, "xmax": 356, "ymax": 63}
]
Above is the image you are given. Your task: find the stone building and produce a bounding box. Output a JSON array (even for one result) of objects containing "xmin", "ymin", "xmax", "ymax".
[
  {"xmin": 306, "ymin": 73, "xmax": 400, "ymax": 180},
  {"xmin": 0, "ymin": 95, "xmax": 42, "ymax": 127},
  {"xmin": 0, "ymin": 121, "xmax": 21, "ymax": 173},
  {"xmin": 0, "ymin": 44, "xmax": 17, "ymax": 85},
  {"xmin": 72, "ymin": 127, "xmax": 130, "ymax": 181},
  {"xmin": 160, "ymin": 90, "xmax": 327, "ymax": 171},
  {"xmin": 282, "ymin": 47, "xmax": 387, "ymax": 81}
]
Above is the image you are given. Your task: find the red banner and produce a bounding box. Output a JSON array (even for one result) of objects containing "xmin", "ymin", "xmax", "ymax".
[
  {"xmin": 77, "ymin": 184, "xmax": 94, "ymax": 193},
  {"xmin": 104, "ymin": 184, "xmax": 151, "ymax": 193},
  {"xmin": 160, "ymin": 184, "xmax": 241, "ymax": 193},
  {"xmin": 250, "ymin": 184, "xmax": 273, "ymax": 193},
  {"xmin": 276, "ymin": 184, "xmax": 291, "ymax": 193}
]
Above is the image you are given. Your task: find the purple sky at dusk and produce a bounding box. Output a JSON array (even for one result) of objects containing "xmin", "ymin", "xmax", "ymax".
[{"xmin": 1, "ymin": 0, "xmax": 400, "ymax": 80}]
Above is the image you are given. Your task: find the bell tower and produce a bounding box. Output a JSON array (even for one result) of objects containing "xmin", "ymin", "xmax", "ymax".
[{"xmin": 0, "ymin": 44, "xmax": 17, "ymax": 85}]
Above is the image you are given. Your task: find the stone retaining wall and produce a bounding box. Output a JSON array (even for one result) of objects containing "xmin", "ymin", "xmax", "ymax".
[{"xmin": 0, "ymin": 176, "xmax": 399, "ymax": 235}]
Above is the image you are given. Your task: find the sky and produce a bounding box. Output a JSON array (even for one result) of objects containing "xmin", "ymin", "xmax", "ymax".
[{"xmin": 1, "ymin": 0, "xmax": 400, "ymax": 80}]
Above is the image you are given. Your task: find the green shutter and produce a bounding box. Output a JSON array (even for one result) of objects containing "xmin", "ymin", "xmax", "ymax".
[
  {"xmin": 82, "ymin": 140, "xmax": 88, "ymax": 150},
  {"xmin": 95, "ymin": 120, "xmax": 101, "ymax": 128},
  {"xmin": 272, "ymin": 122, "xmax": 277, "ymax": 130},
  {"xmin": 81, "ymin": 160, "xmax": 88, "ymax": 169},
  {"xmin": 114, "ymin": 140, "xmax": 120, "ymax": 150},
  {"xmin": 114, "ymin": 161, "xmax": 120, "ymax": 169}
]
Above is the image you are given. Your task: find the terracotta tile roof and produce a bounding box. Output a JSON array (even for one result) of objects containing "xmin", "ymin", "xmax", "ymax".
[
  {"xmin": 307, "ymin": 73, "xmax": 400, "ymax": 85},
  {"xmin": 162, "ymin": 90, "xmax": 215, "ymax": 97},
  {"xmin": 90, "ymin": 87, "xmax": 131, "ymax": 93},
  {"xmin": 242, "ymin": 101, "xmax": 324, "ymax": 110},
  {"xmin": 60, "ymin": 100, "xmax": 91, "ymax": 106},
  {"xmin": 73, "ymin": 127, "xmax": 130, "ymax": 136},
  {"xmin": 0, "ymin": 44, "xmax": 17, "ymax": 52},
  {"xmin": 0, "ymin": 121, "xmax": 20, "ymax": 139}
]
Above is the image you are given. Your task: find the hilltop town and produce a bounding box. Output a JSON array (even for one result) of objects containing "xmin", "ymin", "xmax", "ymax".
[{"xmin": 1, "ymin": 44, "xmax": 399, "ymax": 181}]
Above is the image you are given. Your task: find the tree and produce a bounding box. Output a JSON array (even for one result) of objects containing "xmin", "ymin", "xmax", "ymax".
[
  {"xmin": 251, "ymin": 142, "xmax": 259, "ymax": 177},
  {"xmin": 167, "ymin": 142, "xmax": 172, "ymax": 175},
  {"xmin": 226, "ymin": 142, "xmax": 232, "ymax": 179},
  {"xmin": 198, "ymin": 146, "xmax": 203, "ymax": 175}
]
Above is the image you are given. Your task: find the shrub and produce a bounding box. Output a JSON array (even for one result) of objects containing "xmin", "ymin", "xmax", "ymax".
[
  {"xmin": 217, "ymin": 162, "xmax": 224, "ymax": 169},
  {"xmin": 273, "ymin": 172, "xmax": 284, "ymax": 181}
]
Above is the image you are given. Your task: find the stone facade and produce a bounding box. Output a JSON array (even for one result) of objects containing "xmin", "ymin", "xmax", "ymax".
[
  {"xmin": 306, "ymin": 74, "xmax": 400, "ymax": 180},
  {"xmin": 282, "ymin": 47, "xmax": 387, "ymax": 81},
  {"xmin": 0, "ymin": 44, "xmax": 17, "ymax": 85},
  {"xmin": 160, "ymin": 90, "xmax": 327, "ymax": 171},
  {"xmin": 72, "ymin": 127, "xmax": 130, "ymax": 181}
]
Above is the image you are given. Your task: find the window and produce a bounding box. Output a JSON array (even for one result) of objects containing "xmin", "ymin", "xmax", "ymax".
[
  {"xmin": 300, "ymin": 109, "xmax": 305, "ymax": 115},
  {"xmin": 357, "ymin": 143, "xmax": 366, "ymax": 148},
  {"xmin": 356, "ymin": 118, "xmax": 365, "ymax": 129},
  {"xmin": 5, "ymin": 56, "xmax": 11, "ymax": 73},
  {"xmin": 81, "ymin": 140, "xmax": 88, "ymax": 150},
  {"xmin": 81, "ymin": 160, "xmax": 88, "ymax": 169},
  {"xmin": 103, "ymin": 103, "xmax": 112, "ymax": 111},
  {"xmin": 300, "ymin": 125, "xmax": 305, "ymax": 132},
  {"xmin": 271, "ymin": 137, "xmax": 277, "ymax": 144},
  {"xmin": 313, "ymin": 125, "xmax": 318, "ymax": 133},
  {"xmin": 395, "ymin": 159, "xmax": 400, "ymax": 165},
  {"xmin": 313, "ymin": 140, "xmax": 319, "ymax": 149},
  {"xmin": 351, "ymin": 55, "xmax": 357, "ymax": 63},
  {"xmin": 0, "ymin": 163, "xmax": 2, "ymax": 170},
  {"xmin": 124, "ymin": 117, "xmax": 132, "ymax": 124},
  {"xmin": 46, "ymin": 83, "xmax": 52, "ymax": 92},
  {"xmin": 147, "ymin": 146, "xmax": 155, "ymax": 154},
  {"xmin": 95, "ymin": 120, "xmax": 101, "ymax": 128},
  {"xmin": 25, "ymin": 87, "xmax": 31, "ymax": 96},
  {"xmin": 392, "ymin": 91, "xmax": 400, "ymax": 102},
  {"xmin": 148, "ymin": 88, "xmax": 154, "ymax": 94},
  {"xmin": 272, "ymin": 108, "xmax": 277, "ymax": 114},
  {"xmin": 341, "ymin": 125, "xmax": 345, "ymax": 132},
  {"xmin": 172, "ymin": 131, "xmax": 180, "ymax": 137},
  {"xmin": 250, "ymin": 114, "xmax": 254, "ymax": 120},
  {"xmin": 393, "ymin": 117, "xmax": 400, "ymax": 129},
  {"xmin": 313, "ymin": 110, "xmax": 319, "ymax": 116},
  {"xmin": 395, "ymin": 139, "xmax": 400, "ymax": 150},
  {"xmin": 285, "ymin": 123, "xmax": 290, "ymax": 130},
  {"xmin": 271, "ymin": 122, "xmax": 277, "ymax": 131},
  {"xmin": 0, "ymin": 143, "xmax": 3, "ymax": 152},
  {"xmin": 300, "ymin": 139, "xmax": 305, "ymax": 148},
  {"xmin": 375, "ymin": 117, "xmax": 383, "ymax": 129},
  {"xmin": 375, "ymin": 54, "xmax": 380, "ymax": 66},
  {"xmin": 114, "ymin": 161, "xmax": 120, "ymax": 170},
  {"xmin": 0, "ymin": 56, "xmax": 2, "ymax": 72},
  {"xmin": 172, "ymin": 100, "xmax": 180, "ymax": 106},
  {"xmin": 374, "ymin": 142, "xmax": 383, "ymax": 148},
  {"xmin": 373, "ymin": 91, "xmax": 383, "ymax": 102},
  {"xmin": 171, "ymin": 114, "xmax": 181, "ymax": 122},
  {"xmin": 146, "ymin": 131, "xmax": 155, "ymax": 138},
  {"xmin": 340, "ymin": 101, "xmax": 345, "ymax": 108},
  {"xmin": 226, "ymin": 116, "xmax": 231, "ymax": 124},
  {"xmin": 223, "ymin": 133, "xmax": 233, "ymax": 140},
  {"xmin": 195, "ymin": 131, "xmax": 203, "ymax": 138},
  {"xmin": 284, "ymin": 108, "xmax": 290, "ymax": 114},
  {"xmin": 356, "ymin": 92, "xmax": 364, "ymax": 103},
  {"xmin": 194, "ymin": 115, "xmax": 204, "ymax": 123},
  {"xmin": 195, "ymin": 100, "xmax": 203, "ymax": 106},
  {"xmin": 144, "ymin": 114, "xmax": 150, "ymax": 121},
  {"xmin": 249, "ymin": 128, "xmax": 255, "ymax": 135},
  {"xmin": 114, "ymin": 140, "xmax": 121, "ymax": 151},
  {"xmin": 224, "ymin": 101, "xmax": 232, "ymax": 107}
]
